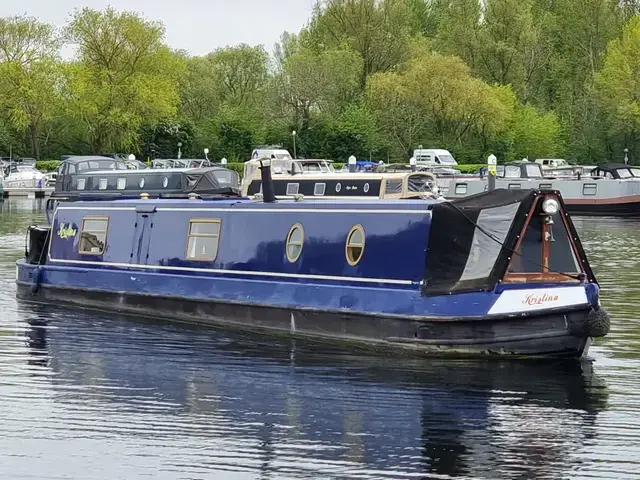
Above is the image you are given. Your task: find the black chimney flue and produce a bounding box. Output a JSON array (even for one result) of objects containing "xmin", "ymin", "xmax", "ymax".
[{"xmin": 259, "ymin": 159, "xmax": 276, "ymax": 203}]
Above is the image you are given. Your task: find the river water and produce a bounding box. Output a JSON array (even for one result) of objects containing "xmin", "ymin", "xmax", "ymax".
[{"xmin": 0, "ymin": 198, "xmax": 639, "ymax": 480}]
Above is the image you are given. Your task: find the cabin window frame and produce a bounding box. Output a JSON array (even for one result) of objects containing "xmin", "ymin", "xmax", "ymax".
[
  {"xmin": 286, "ymin": 183, "xmax": 299, "ymax": 195},
  {"xmin": 314, "ymin": 183, "xmax": 326, "ymax": 196},
  {"xmin": 116, "ymin": 178, "xmax": 127, "ymax": 190},
  {"xmin": 77, "ymin": 178, "xmax": 86, "ymax": 190},
  {"xmin": 583, "ymin": 183, "xmax": 597, "ymax": 196},
  {"xmin": 455, "ymin": 183, "xmax": 467, "ymax": 195},
  {"xmin": 98, "ymin": 178, "xmax": 108, "ymax": 190},
  {"xmin": 502, "ymin": 196, "xmax": 584, "ymax": 284},
  {"xmin": 185, "ymin": 218, "xmax": 222, "ymax": 262},
  {"xmin": 345, "ymin": 224, "xmax": 366, "ymax": 266},
  {"xmin": 78, "ymin": 216, "xmax": 109, "ymax": 256},
  {"xmin": 285, "ymin": 223, "xmax": 304, "ymax": 263}
]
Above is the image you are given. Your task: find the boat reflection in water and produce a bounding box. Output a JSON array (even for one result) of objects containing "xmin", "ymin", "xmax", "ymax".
[{"xmin": 23, "ymin": 306, "xmax": 608, "ymax": 479}]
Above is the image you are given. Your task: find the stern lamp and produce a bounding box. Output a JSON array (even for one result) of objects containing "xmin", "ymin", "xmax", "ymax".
[{"xmin": 542, "ymin": 198, "xmax": 559, "ymax": 215}]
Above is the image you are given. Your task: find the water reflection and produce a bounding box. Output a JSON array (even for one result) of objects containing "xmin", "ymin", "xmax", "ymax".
[{"xmin": 14, "ymin": 305, "xmax": 608, "ymax": 480}]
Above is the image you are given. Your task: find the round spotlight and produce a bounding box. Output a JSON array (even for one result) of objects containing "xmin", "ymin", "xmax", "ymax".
[{"xmin": 542, "ymin": 198, "xmax": 559, "ymax": 215}]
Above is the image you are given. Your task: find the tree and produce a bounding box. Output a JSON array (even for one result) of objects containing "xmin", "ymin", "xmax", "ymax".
[
  {"xmin": 511, "ymin": 104, "xmax": 561, "ymax": 159},
  {"xmin": 435, "ymin": 0, "xmax": 482, "ymax": 70},
  {"xmin": 0, "ymin": 15, "xmax": 58, "ymax": 65},
  {"xmin": 367, "ymin": 51, "xmax": 513, "ymax": 161},
  {"xmin": 179, "ymin": 55, "xmax": 223, "ymax": 124},
  {"xmin": 205, "ymin": 44, "xmax": 269, "ymax": 107},
  {"xmin": 596, "ymin": 16, "xmax": 640, "ymax": 160},
  {"xmin": 269, "ymin": 35, "xmax": 363, "ymax": 135},
  {"xmin": 306, "ymin": 0, "xmax": 418, "ymax": 88},
  {"xmin": 64, "ymin": 7, "xmax": 183, "ymax": 153},
  {"xmin": 0, "ymin": 16, "xmax": 62, "ymax": 159}
]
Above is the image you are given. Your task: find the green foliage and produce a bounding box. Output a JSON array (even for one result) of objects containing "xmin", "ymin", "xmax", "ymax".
[
  {"xmin": 596, "ymin": 16, "xmax": 640, "ymax": 159},
  {"xmin": 1, "ymin": 3, "xmax": 639, "ymax": 164},
  {"xmin": 511, "ymin": 104, "xmax": 562, "ymax": 159},
  {"xmin": 35, "ymin": 160, "xmax": 61, "ymax": 171},
  {"xmin": 64, "ymin": 7, "xmax": 183, "ymax": 154},
  {"xmin": 306, "ymin": 0, "xmax": 418, "ymax": 87}
]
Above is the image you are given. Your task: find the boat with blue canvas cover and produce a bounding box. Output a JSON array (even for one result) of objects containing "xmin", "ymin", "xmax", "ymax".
[{"xmin": 15, "ymin": 162, "xmax": 610, "ymax": 357}]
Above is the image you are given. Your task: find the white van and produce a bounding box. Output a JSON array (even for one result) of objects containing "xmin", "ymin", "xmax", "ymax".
[
  {"xmin": 251, "ymin": 147, "xmax": 292, "ymax": 160},
  {"xmin": 413, "ymin": 148, "xmax": 458, "ymax": 166},
  {"xmin": 535, "ymin": 158, "xmax": 569, "ymax": 169}
]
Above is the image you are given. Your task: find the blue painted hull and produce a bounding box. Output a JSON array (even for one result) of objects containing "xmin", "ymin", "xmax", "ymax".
[
  {"xmin": 17, "ymin": 261, "xmax": 593, "ymax": 357},
  {"xmin": 16, "ymin": 196, "xmax": 607, "ymax": 357}
]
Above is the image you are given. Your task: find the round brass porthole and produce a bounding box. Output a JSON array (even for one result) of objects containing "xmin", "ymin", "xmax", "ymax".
[
  {"xmin": 345, "ymin": 224, "xmax": 365, "ymax": 266},
  {"xmin": 286, "ymin": 223, "xmax": 304, "ymax": 263}
]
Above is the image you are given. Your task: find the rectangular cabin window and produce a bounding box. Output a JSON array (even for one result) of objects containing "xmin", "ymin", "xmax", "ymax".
[
  {"xmin": 186, "ymin": 219, "xmax": 221, "ymax": 261},
  {"xmin": 77, "ymin": 178, "xmax": 86, "ymax": 190},
  {"xmin": 98, "ymin": 178, "xmax": 108, "ymax": 190},
  {"xmin": 314, "ymin": 183, "xmax": 326, "ymax": 196},
  {"xmin": 455, "ymin": 183, "xmax": 467, "ymax": 195},
  {"xmin": 508, "ymin": 183, "xmax": 521, "ymax": 190},
  {"xmin": 583, "ymin": 184, "xmax": 597, "ymax": 196},
  {"xmin": 539, "ymin": 183, "xmax": 552, "ymax": 189},
  {"xmin": 286, "ymin": 183, "xmax": 299, "ymax": 195},
  {"xmin": 117, "ymin": 178, "xmax": 126, "ymax": 190},
  {"xmin": 385, "ymin": 179, "xmax": 403, "ymax": 194},
  {"xmin": 78, "ymin": 217, "xmax": 109, "ymax": 255}
]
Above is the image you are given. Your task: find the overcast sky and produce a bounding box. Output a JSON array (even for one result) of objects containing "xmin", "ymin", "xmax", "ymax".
[{"xmin": 1, "ymin": 0, "xmax": 316, "ymax": 56}]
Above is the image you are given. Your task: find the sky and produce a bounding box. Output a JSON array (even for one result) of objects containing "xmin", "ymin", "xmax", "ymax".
[{"xmin": 1, "ymin": 0, "xmax": 317, "ymax": 56}]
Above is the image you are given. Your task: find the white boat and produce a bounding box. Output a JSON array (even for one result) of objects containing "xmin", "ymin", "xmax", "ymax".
[{"xmin": 1, "ymin": 164, "xmax": 47, "ymax": 189}]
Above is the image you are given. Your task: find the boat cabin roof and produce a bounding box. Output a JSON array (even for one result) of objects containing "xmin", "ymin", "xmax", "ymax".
[
  {"xmin": 151, "ymin": 158, "xmax": 212, "ymax": 169},
  {"xmin": 244, "ymin": 157, "xmax": 336, "ymax": 176},
  {"xmin": 590, "ymin": 163, "xmax": 640, "ymax": 179},
  {"xmin": 477, "ymin": 161, "xmax": 544, "ymax": 179},
  {"xmin": 59, "ymin": 156, "xmax": 149, "ymax": 172},
  {"xmin": 63, "ymin": 196, "xmax": 441, "ymax": 210},
  {"xmin": 53, "ymin": 165, "xmax": 241, "ymax": 199}
]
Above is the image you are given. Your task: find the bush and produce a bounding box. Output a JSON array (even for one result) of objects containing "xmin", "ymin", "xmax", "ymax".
[{"xmin": 36, "ymin": 161, "xmax": 62, "ymax": 172}]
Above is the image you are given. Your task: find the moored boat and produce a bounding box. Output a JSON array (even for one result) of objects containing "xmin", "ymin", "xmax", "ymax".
[
  {"xmin": 242, "ymin": 157, "xmax": 441, "ymax": 199},
  {"xmin": 52, "ymin": 155, "xmax": 240, "ymax": 200},
  {"xmin": 15, "ymin": 162, "xmax": 610, "ymax": 357},
  {"xmin": 441, "ymin": 161, "xmax": 640, "ymax": 216}
]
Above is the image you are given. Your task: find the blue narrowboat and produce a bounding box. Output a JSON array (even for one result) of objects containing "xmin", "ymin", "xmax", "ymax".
[{"xmin": 16, "ymin": 163, "xmax": 610, "ymax": 357}]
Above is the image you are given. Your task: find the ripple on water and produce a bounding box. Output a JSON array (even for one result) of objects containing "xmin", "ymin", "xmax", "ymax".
[{"xmin": 0, "ymin": 200, "xmax": 639, "ymax": 479}]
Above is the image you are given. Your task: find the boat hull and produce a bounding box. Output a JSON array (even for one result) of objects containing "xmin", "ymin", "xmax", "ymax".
[
  {"xmin": 16, "ymin": 274, "xmax": 592, "ymax": 358},
  {"xmin": 564, "ymin": 197, "xmax": 640, "ymax": 216}
]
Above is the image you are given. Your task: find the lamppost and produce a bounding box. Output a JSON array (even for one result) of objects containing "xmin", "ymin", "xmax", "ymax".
[
  {"xmin": 204, "ymin": 148, "xmax": 209, "ymax": 161},
  {"xmin": 624, "ymin": 148, "xmax": 629, "ymax": 165},
  {"xmin": 292, "ymin": 130, "xmax": 297, "ymax": 159},
  {"xmin": 177, "ymin": 142, "xmax": 182, "ymax": 159}
]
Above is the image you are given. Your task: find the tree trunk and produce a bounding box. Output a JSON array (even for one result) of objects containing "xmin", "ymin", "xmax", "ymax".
[{"xmin": 28, "ymin": 123, "xmax": 41, "ymax": 161}]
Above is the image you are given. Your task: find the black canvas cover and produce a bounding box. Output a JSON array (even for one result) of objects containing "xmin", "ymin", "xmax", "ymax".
[
  {"xmin": 181, "ymin": 167, "xmax": 241, "ymax": 195},
  {"xmin": 422, "ymin": 189, "xmax": 536, "ymax": 296}
]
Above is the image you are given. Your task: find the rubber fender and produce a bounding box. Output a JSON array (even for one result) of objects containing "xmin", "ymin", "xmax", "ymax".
[
  {"xmin": 586, "ymin": 307, "xmax": 610, "ymax": 338},
  {"xmin": 31, "ymin": 266, "xmax": 43, "ymax": 294}
]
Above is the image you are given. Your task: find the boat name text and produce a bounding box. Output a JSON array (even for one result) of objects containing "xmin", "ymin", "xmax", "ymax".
[
  {"xmin": 57, "ymin": 224, "xmax": 77, "ymax": 239},
  {"xmin": 522, "ymin": 293, "xmax": 559, "ymax": 306}
]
